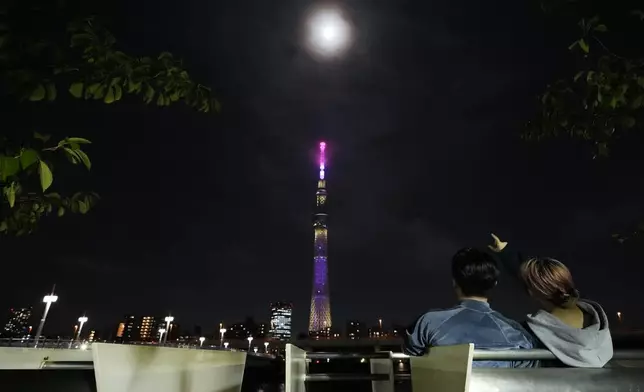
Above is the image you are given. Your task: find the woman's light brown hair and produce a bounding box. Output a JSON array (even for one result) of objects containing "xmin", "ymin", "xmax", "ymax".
[{"xmin": 519, "ymin": 257, "xmax": 580, "ymax": 307}]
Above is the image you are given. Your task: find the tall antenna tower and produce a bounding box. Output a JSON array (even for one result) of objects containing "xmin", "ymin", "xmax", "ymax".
[{"xmin": 308, "ymin": 142, "xmax": 332, "ymax": 335}]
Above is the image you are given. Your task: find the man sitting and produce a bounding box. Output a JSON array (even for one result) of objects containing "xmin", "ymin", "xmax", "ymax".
[{"xmin": 403, "ymin": 247, "xmax": 535, "ymax": 367}]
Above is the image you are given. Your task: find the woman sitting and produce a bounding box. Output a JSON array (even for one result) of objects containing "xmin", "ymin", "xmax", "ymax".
[{"xmin": 489, "ymin": 234, "xmax": 613, "ymax": 368}]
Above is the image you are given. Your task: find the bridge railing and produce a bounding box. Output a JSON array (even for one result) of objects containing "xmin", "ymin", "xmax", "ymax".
[{"xmin": 286, "ymin": 343, "xmax": 644, "ymax": 392}]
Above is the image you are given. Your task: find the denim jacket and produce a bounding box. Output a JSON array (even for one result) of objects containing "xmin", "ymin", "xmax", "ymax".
[{"xmin": 403, "ymin": 299, "xmax": 536, "ymax": 368}]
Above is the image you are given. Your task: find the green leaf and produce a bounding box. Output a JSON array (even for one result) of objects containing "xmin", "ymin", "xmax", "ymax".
[
  {"xmin": 104, "ymin": 86, "xmax": 115, "ymax": 103},
  {"xmin": 20, "ymin": 148, "xmax": 39, "ymax": 169},
  {"xmin": 34, "ymin": 132, "xmax": 51, "ymax": 143},
  {"xmin": 0, "ymin": 221, "xmax": 7, "ymax": 232},
  {"xmin": 69, "ymin": 82, "xmax": 84, "ymax": 98},
  {"xmin": 632, "ymin": 95, "xmax": 644, "ymax": 109},
  {"xmin": 63, "ymin": 147, "xmax": 79, "ymax": 164},
  {"xmin": 38, "ymin": 161, "xmax": 53, "ymax": 191},
  {"xmin": 74, "ymin": 149, "xmax": 91, "ymax": 170},
  {"xmin": 594, "ymin": 24, "xmax": 607, "ymax": 32},
  {"xmin": 29, "ymin": 84, "xmax": 46, "ymax": 101},
  {"xmin": 622, "ymin": 116, "xmax": 636, "ymax": 128},
  {"xmin": 128, "ymin": 80, "xmax": 142, "ymax": 93},
  {"xmin": 114, "ymin": 84, "xmax": 123, "ymax": 101},
  {"xmin": 66, "ymin": 137, "xmax": 92, "ymax": 145},
  {"xmin": 597, "ymin": 142, "xmax": 609, "ymax": 157},
  {"xmin": 3, "ymin": 182, "xmax": 16, "ymax": 208},
  {"xmin": 610, "ymin": 96, "xmax": 618, "ymax": 109},
  {"xmin": 144, "ymin": 85, "xmax": 155, "ymax": 103},
  {"xmin": 0, "ymin": 157, "xmax": 20, "ymax": 181},
  {"xmin": 573, "ymin": 71, "xmax": 584, "ymax": 82},
  {"xmin": 579, "ymin": 39, "xmax": 589, "ymax": 53},
  {"xmin": 57, "ymin": 206, "xmax": 65, "ymax": 217},
  {"xmin": 46, "ymin": 83, "xmax": 57, "ymax": 101},
  {"xmin": 632, "ymin": 10, "xmax": 644, "ymax": 21},
  {"xmin": 45, "ymin": 192, "xmax": 61, "ymax": 200},
  {"xmin": 78, "ymin": 200, "xmax": 89, "ymax": 214},
  {"xmin": 86, "ymin": 83, "xmax": 100, "ymax": 97}
]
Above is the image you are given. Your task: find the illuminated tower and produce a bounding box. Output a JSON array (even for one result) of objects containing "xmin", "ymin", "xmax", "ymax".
[{"xmin": 309, "ymin": 142, "xmax": 332, "ymax": 334}]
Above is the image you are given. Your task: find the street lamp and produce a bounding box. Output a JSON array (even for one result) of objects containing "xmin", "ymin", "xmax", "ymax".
[
  {"xmin": 223, "ymin": 342, "xmax": 229, "ymax": 349},
  {"xmin": 34, "ymin": 288, "xmax": 58, "ymax": 348},
  {"xmin": 247, "ymin": 336, "xmax": 253, "ymax": 351},
  {"xmin": 219, "ymin": 328, "xmax": 227, "ymax": 348},
  {"xmin": 164, "ymin": 316, "xmax": 174, "ymax": 344},
  {"xmin": 253, "ymin": 347, "xmax": 258, "ymax": 354},
  {"xmin": 158, "ymin": 328, "xmax": 166, "ymax": 344},
  {"xmin": 199, "ymin": 337, "xmax": 205, "ymax": 348},
  {"xmin": 264, "ymin": 342, "xmax": 269, "ymax": 353},
  {"xmin": 77, "ymin": 316, "xmax": 88, "ymax": 342}
]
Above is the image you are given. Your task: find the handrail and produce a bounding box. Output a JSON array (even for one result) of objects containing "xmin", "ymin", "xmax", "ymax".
[
  {"xmin": 40, "ymin": 361, "xmax": 94, "ymax": 369},
  {"xmin": 306, "ymin": 374, "xmax": 390, "ymax": 382},
  {"xmin": 469, "ymin": 349, "xmax": 644, "ymax": 361},
  {"xmin": 308, "ymin": 349, "xmax": 644, "ymax": 361},
  {"xmin": 307, "ymin": 352, "xmax": 391, "ymax": 359}
]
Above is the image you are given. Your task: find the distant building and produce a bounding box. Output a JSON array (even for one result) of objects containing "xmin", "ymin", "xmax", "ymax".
[
  {"xmin": 88, "ymin": 330, "xmax": 96, "ymax": 342},
  {"xmin": 228, "ymin": 318, "xmax": 268, "ymax": 339},
  {"xmin": 270, "ymin": 302, "xmax": 293, "ymax": 341},
  {"xmin": 116, "ymin": 315, "xmax": 136, "ymax": 342},
  {"xmin": 228, "ymin": 322, "xmax": 249, "ymax": 339},
  {"xmin": 138, "ymin": 316, "xmax": 157, "ymax": 341},
  {"xmin": 368, "ymin": 324, "xmax": 388, "ymax": 338},
  {"xmin": 257, "ymin": 322, "xmax": 270, "ymax": 338},
  {"xmin": 309, "ymin": 327, "xmax": 331, "ymax": 340},
  {"xmin": 168, "ymin": 322, "xmax": 180, "ymax": 342},
  {"xmin": 346, "ymin": 320, "xmax": 367, "ymax": 340},
  {"xmin": 3, "ymin": 307, "xmax": 32, "ymax": 337}
]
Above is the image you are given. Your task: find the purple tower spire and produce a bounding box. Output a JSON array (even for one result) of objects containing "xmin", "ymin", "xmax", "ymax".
[{"xmin": 309, "ymin": 142, "xmax": 332, "ymax": 335}]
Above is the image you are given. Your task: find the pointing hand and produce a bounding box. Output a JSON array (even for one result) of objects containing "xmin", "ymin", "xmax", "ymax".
[{"xmin": 488, "ymin": 233, "xmax": 508, "ymax": 253}]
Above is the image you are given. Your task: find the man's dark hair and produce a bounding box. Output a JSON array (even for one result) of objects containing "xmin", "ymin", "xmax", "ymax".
[{"xmin": 451, "ymin": 247, "xmax": 500, "ymax": 297}]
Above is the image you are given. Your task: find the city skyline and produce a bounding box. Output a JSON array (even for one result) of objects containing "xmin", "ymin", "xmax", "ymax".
[{"xmin": 1, "ymin": 298, "xmax": 414, "ymax": 340}]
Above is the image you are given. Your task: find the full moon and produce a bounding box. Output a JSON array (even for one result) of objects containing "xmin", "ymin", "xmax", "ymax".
[{"xmin": 304, "ymin": 5, "xmax": 353, "ymax": 59}]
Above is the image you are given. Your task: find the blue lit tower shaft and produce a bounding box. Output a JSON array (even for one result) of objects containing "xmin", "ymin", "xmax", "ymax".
[{"xmin": 309, "ymin": 142, "xmax": 332, "ymax": 333}]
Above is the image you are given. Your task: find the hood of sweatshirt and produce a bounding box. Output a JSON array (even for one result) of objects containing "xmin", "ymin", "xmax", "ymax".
[{"xmin": 526, "ymin": 299, "xmax": 613, "ymax": 368}]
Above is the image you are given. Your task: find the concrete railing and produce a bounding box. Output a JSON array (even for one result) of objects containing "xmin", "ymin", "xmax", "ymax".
[
  {"xmin": 286, "ymin": 343, "xmax": 644, "ymax": 392},
  {"xmin": 0, "ymin": 343, "xmax": 247, "ymax": 392}
]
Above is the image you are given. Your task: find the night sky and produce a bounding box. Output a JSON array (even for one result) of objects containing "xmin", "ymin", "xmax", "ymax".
[{"xmin": 3, "ymin": 0, "xmax": 644, "ymax": 336}]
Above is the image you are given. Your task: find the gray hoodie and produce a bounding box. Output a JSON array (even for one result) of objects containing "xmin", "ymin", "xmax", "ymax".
[{"xmin": 526, "ymin": 299, "xmax": 613, "ymax": 368}]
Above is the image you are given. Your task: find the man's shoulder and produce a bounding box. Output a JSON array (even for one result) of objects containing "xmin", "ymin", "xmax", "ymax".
[
  {"xmin": 416, "ymin": 305, "xmax": 464, "ymax": 324},
  {"xmin": 488, "ymin": 308, "xmax": 536, "ymax": 346},
  {"xmin": 488, "ymin": 309, "xmax": 527, "ymax": 330}
]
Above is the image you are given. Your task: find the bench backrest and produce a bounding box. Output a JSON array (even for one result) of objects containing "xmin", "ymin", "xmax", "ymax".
[{"xmin": 409, "ymin": 344, "xmax": 644, "ymax": 392}]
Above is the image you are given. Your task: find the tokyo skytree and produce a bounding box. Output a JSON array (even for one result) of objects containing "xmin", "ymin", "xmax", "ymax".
[{"xmin": 308, "ymin": 141, "xmax": 332, "ymax": 334}]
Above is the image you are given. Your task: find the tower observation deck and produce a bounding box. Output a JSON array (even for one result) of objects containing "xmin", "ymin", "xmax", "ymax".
[{"xmin": 308, "ymin": 142, "xmax": 332, "ymax": 334}]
